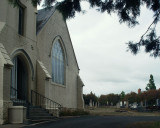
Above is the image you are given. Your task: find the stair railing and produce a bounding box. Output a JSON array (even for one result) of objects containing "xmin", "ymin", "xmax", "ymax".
[
  {"xmin": 10, "ymin": 87, "xmax": 30, "ymax": 118},
  {"xmin": 31, "ymin": 90, "xmax": 62, "ymax": 117}
]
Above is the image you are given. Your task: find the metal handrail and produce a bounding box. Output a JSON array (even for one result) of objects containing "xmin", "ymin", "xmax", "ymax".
[
  {"xmin": 31, "ymin": 90, "xmax": 62, "ymax": 117},
  {"xmin": 10, "ymin": 87, "xmax": 30, "ymax": 118}
]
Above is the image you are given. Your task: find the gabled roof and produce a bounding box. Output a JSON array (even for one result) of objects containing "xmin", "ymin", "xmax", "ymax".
[{"xmin": 36, "ymin": 7, "xmax": 56, "ymax": 34}]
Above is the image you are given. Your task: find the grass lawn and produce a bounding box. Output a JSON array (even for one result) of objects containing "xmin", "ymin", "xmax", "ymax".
[
  {"xmin": 87, "ymin": 107, "xmax": 160, "ymax": 117},
  {"xmin": 126, "ymin": 121, "xmax": 160, "ymax": 128},
  {"xmin": 87, "ymin": 107, "xmax": 160, "ymax": 128}
]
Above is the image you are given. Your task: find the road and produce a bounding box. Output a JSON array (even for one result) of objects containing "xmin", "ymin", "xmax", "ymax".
[{"xmin": 24, "ymin": 116, "xmax": 160, "ymax": 128}]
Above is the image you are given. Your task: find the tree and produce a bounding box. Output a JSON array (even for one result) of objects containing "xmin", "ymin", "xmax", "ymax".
[
  {"xmin": 120, "ymin": 91, "xmax": 125, "ymax": 101},
  {"xmin": 136, "ymin": 90, "xmax": 158, "ymax": 106},
  {"xmin": 99, "ymin": 95, "xmax": 108, "ymax": 106},
  {"xmin": 106, "ymin": 93, "xmax": 120, "ymax": 106},
  {"xmin": 8, "ymin": 0, "xmax": 160, "ymax": 57},
  {"xmin": 83, "ymin": 92, "xmax": 98, "ymax": 105},
  {"xmin": 124, "ymin": 92, "xmax": 137, "ymax": 104},
  {"xmin": 146, "ymin": 74, "xmax": 156, "ymax": 90},
  {"xmin": 120, "ymin": 91, "xmax": 125, "ymax": 106},
  {"xmin": 99, "ymin": 94, "xmax": 120, "ymax": 106},
  {"xmin": 145, "ymin": 90, "xmax": 157, "ymax": 105}
]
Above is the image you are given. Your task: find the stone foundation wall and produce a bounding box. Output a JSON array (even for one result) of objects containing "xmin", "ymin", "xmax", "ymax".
[
  {"xmin": 0, "ymin": 100, "xmax": 3, "ymax": 124},
  {"xmin": 0, "ymin": 100, "xmax": 12, "ymax": 124},
  {"xmin": 3, "ymin": 101, "xmax": 12, "ymax": 124}
]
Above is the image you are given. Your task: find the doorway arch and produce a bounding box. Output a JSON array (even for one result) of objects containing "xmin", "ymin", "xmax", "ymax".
[
  {"xmin": 11, "ymin": 56, "xmax": 28, "ymax": 100},
  {"xmin": 10, "ymin": 49, "xmax": 34, "ymax": 103}
]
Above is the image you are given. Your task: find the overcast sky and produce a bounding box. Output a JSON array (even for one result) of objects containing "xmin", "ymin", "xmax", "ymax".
[
  {"xmin": 66, "ymin": 2, "xmax": 160, "ymax": 96},
  {"xmin": 38, "ymin": 2, "xmax": 160, "ymax": 96}
]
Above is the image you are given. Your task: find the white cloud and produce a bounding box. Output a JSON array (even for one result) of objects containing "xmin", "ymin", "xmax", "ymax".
[{"xmin": 67, "ymin": 3, "xmax": 160, "ymax": 96}]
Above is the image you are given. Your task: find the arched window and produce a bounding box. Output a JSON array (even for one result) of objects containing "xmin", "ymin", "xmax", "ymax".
[{"xmin": 52, "ymin": 40, "xmax": 64, "ymax": 85}]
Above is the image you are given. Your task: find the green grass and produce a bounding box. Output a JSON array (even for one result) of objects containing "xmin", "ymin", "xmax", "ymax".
[
  {"xmin": 87, "ymin": 107, "xmax": 160, "ymax": 117},
  {"xmin": 126, "ymin": 121, "xmax": 160, "ymax": 128},
  {"xmin": 60, "ymin": 109, "xmax": 90, "ymax": 116}
]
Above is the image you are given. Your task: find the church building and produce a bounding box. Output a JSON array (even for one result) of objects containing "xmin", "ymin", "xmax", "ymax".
[{"xmin": 0, "ymin": 0, "xmax": 84, "ymax": 124}]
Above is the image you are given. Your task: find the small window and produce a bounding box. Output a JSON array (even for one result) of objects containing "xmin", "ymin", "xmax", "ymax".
[
  {"xmin": 52, "ymin": 40, "xmax": 65, "ymax": 85},
  {"xmin": 18, "ymin": 6, "xmax": 24, "ymax": 35}
]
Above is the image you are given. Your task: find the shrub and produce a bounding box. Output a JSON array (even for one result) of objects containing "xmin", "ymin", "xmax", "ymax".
[{"xmin": 60, "ymin": 108, "xmax": 90, "ymax": 116}]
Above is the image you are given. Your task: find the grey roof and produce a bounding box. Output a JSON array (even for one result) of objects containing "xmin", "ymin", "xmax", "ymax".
[{"xmin": 36, "ymin": 7, "xmax": 56, "ymax": 34}]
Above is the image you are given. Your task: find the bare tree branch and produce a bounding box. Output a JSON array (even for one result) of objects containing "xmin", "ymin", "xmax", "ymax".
[{"xmin": 138, "ymin": 11, "xmax": 160, "ymax": 45}]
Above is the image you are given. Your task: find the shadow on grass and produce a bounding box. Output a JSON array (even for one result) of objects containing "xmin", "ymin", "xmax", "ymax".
[{"xmin": 126, "ymin": 121, "xmax": 160, "ymax": 128}]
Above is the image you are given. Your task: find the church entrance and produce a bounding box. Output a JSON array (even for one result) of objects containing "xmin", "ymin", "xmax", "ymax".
[{"xmin": 11, "ymin": 56, "xmax": 28, "ymax": 101}]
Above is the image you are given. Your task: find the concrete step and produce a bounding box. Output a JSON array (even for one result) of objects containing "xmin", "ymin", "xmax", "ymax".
[
  {"xmin": 29, "ymin": 108, "xmax": 49, "ymax": 112},
  {"xmin": 29, "ymin": 107, "xmax": 46, "ymax": 110},
  {"xmin": 30, "ymin": 110, "xmax": 49, "ymax": 113},
  {"xmin": 28, "ymin": 105, "xmax": 58, "ymax": 123},
  {"xmin": 30, "ymin": 118, "xmax": 59, "ymax": 124},
  {"xmin": 29, "ymin": 106, "xmax": 41, "ymax": 108},
  {"xmin": 29, "ymin": 116, "xmax": 56, "ymax": 120},
  {"xmin": 29, "ymin": 112, "xmax": 52, "ymax": 116}
]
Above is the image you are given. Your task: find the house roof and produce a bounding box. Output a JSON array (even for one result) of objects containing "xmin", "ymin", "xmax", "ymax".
[{"xmin": 36, "ymin": 7, "xmax": 56, "ymax": 34}]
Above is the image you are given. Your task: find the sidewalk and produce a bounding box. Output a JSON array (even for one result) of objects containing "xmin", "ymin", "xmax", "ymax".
[
  {"xmin": 0, "ymin": 124, "xmax": 26, "ymax": 128},
  {"xmin": 0, "ymin": 118, "xmax": 61, "ymax": 128}
]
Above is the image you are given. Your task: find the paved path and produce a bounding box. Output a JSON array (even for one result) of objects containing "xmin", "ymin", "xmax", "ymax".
[
  {"xmin": 23, "ymin": 116, "xmax": 160, "ymax": 128},
  {"xmin": 0, "ymin": 124, "xmax": 25, "ymax": 128}
]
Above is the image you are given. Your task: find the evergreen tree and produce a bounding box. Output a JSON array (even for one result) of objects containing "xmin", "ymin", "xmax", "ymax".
[
  {"xmin": 83, "ymin": 92, "xmax": 98, "ymax": 105},
  {"xmin": 146, "ymin": 74, "xmax": 156, "ymax": 90},
  {"xmin": 120, "ymin": 91, "xmax": 125, "ymax": 101},
  {"xmin": 120, "ymin": 91, "xmax": 125, "ymax": 107},
  {"xmin": 8, "ymin": 0, "xmax": 160, "ymax": 57}
]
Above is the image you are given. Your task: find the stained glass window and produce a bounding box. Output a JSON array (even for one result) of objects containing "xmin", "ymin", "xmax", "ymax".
[{"xmin": 52, "ymin": 40, "xmax": 64, "ymax": 85}]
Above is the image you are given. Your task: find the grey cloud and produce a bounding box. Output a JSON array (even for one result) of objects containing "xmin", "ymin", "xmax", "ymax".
[{"xmin": 67, "ymin": 4, "xmax": 160, "ymax": 95}]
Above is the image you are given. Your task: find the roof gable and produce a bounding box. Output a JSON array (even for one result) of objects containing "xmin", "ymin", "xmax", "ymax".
[{"xmin": 36, "ymin": 7, "xmax": 56, "ymax": 34}]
